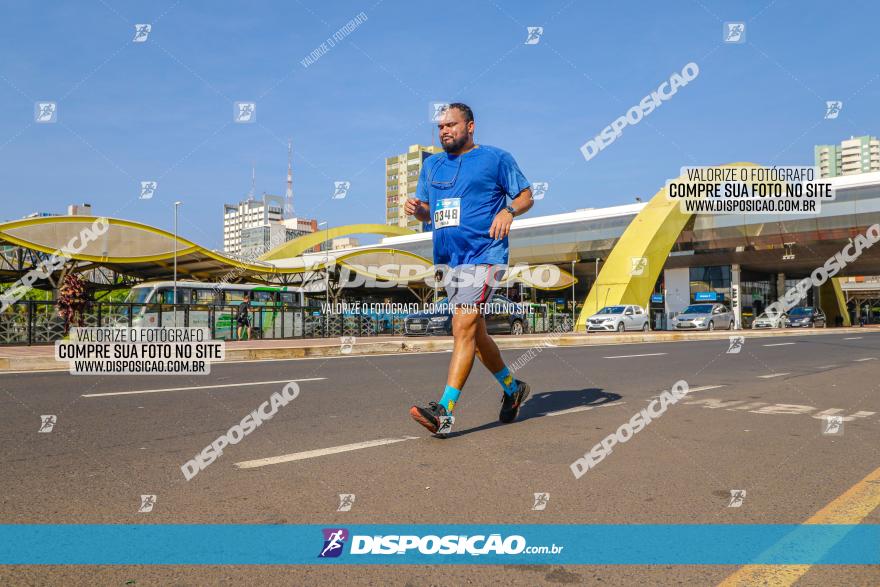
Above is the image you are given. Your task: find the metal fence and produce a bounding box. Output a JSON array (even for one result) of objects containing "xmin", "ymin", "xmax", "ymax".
[{"xmin": 0, "ymin": 301, "xmax": 573, "ymax": 345}]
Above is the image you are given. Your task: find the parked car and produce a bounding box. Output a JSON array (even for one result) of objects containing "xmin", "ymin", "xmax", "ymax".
[
  {"xmin": 672, "ymin": 303, "xmax": 734, "ymax": 331},
  {"xmin": 404, "ymin": 295, "xmax": 528, "ymax": 336},
  {"xmin": 752, "ymin": 311, "xmax": 787, "ymax": 329},
  {"xmin": 785, "ymin": 306, "xmax": 826, "ymax": 328},
  {"xmin": 586, "ymin": 305, "xmax": 649, "ymax": 332}
]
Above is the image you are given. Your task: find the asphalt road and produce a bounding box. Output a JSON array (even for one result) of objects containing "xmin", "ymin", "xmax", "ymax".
[{"xmin": 1, "ymin": 330, "xmax": 879, "ymax": 586}]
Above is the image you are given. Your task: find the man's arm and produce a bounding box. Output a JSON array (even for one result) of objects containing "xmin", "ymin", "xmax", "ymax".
[
  {"xmin": 489, "ymin": 187, "xmax": 533, "ymax": 239},
  {"xmin": 510, "ymin": 187, "xmax": 534, "ymax": 216}
]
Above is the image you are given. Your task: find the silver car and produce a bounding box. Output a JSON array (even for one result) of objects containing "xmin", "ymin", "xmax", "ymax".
[
  {"xmin": 672, "ymin": 303, "xmax": 734, "ymax": 331},
  {"xmin": 586, "ymin": 305, "xmax": 650, "ymax": 332}
]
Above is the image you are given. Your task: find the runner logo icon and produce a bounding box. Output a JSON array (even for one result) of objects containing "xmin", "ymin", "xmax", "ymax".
[
  {"xmin": 532, "ymin": 492, "xmax": 550, "ymax": 511},
  {"xmin": 319, "ymin": 528, "xmax": 349, "ymax": 558},
  {"xmin": 727, "ymin": 336, "xmax": 744, "ymax": 354},
  {"xmin": 824, "ymin": 101, "xmax": 842, "ymax": 120},
  {"xmin": 524, "ymin": 26, "xmax": 543, "ymax": 45},
  {"xmin": 138, "ymin": 494, "xmax": 157, "ymax": 513},
  {"xmin": 436, "ymin": 415, "xmax": 454, "ymax": 434},
  {"xmin": 822, "ymin": 415, "xmax": 844, "ymax": 435},
  {"xmin": 630, "ymin": 257, "xmax": 648, "ymax": 276},
  {"xmin": 38, "ymin": 415, "xmax": 57, "ymax": 433},
  {"xmin": 728, "ymin": 490, "xmax": 746, "ymax": 508},
  {"xmin": 337, "ymin": 494, "xmax": 356, "ymax": 511},
  {"xmin": 723, "ymin": 22, "xmax": 745, "ymax": 43}
]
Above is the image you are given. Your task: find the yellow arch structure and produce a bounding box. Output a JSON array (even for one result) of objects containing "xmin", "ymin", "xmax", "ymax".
[
  {"xmin": 0, "ymin": 215, "xmax": 307, "ymax": 280},
  {"xmin": 575, "ymin": 161, "xmax": 852, "ymax": 330},
  {"xmin": 335, "ymin": 247, "xmax": 435, "ymax": 283},
  {"xmin": 575, "ymin": 162, "xmax": 758, "ymax": 331},
  {"xmin": 820, "ymin": 277, "xmax": 851, "ymax": 327},
  {"xmin": 260, "ymin": 224, "xmax": 417, "ymax": 261}
]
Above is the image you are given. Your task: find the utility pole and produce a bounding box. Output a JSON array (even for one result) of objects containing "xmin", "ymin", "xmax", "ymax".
[{"xmin": 285, "ymin": 139, "xmax": 294, "ymax": 218}]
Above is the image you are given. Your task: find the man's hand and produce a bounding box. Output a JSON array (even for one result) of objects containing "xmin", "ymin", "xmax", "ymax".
[
  {"xmin": 405, "ymin": 198, "xmax": 429, "ymax": 222},
  {"xmin": 489, "ymin": 187, "xmax": 533, "ymax": 239},
  {"xmin": 489, "ymin": 208, "xmax": 514, "ymax": 240}
]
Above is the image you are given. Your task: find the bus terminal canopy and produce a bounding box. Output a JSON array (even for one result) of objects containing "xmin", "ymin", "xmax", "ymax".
[
  {"xmin": 0, "ymin": 216, "xmax": 308, "ymax": 284},
  {"xmin": 0, "ymin": 216, "xmax": 578, "ymax": 290}
]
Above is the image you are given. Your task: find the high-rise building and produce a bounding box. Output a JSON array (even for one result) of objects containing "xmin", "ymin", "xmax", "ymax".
[
  {"xmin": 238, "ymin": 216, "xmax": 319, "ymax": 259},
  {"xmin": 68, "ymin": 203, "xmax": 92, "ymax": 216},
  {"xmin": 385, "ymin": 144, "xmax": 442, "ymax": 232},
  {"xmin": 223, "ymin": 194, "xmax": 284, "ymax": 256},
  {"xmin": 283, "ymin": 217, "xmax": 322, "ymax": 254},
  {"xmin": 331, "ymin": 237, "xmax": 360, "ymax": 250},
  {"xmin": 815, "ymin": 135, "xmax": 880, "ymax": 178}
]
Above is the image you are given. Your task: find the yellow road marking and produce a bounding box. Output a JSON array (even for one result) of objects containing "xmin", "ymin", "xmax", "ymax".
[{"xmin": 718, "ymin": 464, "xmax": 880, "ymax": 586}]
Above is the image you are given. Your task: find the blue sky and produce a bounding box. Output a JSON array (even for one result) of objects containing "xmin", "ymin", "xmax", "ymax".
[{"xmin": 1, "ymin": 1, "xmax": 878, "ymax": 250}]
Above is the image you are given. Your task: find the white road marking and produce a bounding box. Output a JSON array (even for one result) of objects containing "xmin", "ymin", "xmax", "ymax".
[
  {"xmin": 645, "ymin": 384, "xmax": 724, "ymax": 401},
  {"xmin": 757, "ymin": 373, "xmax": 789, "ymax": 379},
  {"xmin": 81, "ymin": 378, "xmax": 326, "ymax": 398},
  {"xmin": 545, "ymin": 401, "xmax": 626, "ymax": 417},
  {"xmin": 763, "ymin": 342, "xmax": 796, "ymax": 347},
  {"xmin": 854, "ymin": 357, "xmax": 876, "ymax": 362},
  {"xmin": 843, "ymin": 337, "xmax": 863, "ymax": 340},
  {"xmin": 235, "ymin": 436, "xmax": 419, "ymax": 469},
  {"xmin": 545, "ymin": 406, "xmax": 594, "ymax": 417},
  {"xmin": 603, "ymin": 352, "xmax": 667, "ymax": 359},
  {"xmin": 685, "ymin": 384, "xmax": 724, "ymax": 393},
  {"xmin": 818, "ymin": 365, "xmax": 838, "ymax": 369}
]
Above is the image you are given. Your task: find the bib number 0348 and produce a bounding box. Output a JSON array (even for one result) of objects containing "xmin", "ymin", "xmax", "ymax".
[{"xmin": 433, "ymin": 198, "xmax": 461, "ymax": 228}]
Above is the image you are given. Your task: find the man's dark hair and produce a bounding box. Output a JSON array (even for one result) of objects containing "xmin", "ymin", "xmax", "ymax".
[{"xmin": 448, "ymin": 102, "xmax": 474, "ymax": 124}]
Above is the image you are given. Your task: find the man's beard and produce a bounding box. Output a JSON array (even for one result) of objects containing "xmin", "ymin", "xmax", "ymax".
[{"xmin": 442, "ymin": 134, "xmax": 469, "ymax": 154}]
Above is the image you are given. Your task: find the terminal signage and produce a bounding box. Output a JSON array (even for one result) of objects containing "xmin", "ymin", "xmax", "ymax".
[
  {"xmin": 651, "ymin": 294, "xmax": 664, "ymax": 303},
  {"xmin": 694, "ymin": 291, "xmax": 722, "ymax": 302}
]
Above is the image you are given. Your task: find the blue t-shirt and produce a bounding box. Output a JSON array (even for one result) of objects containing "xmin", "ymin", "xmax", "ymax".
[{"xmin": 417, "ymin": 144, "xmax": 529, "ymax": 267}]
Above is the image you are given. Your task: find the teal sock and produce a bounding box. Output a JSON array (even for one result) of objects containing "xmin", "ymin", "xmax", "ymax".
[
  {"xmin": 438, "ymin": 384, "xmax": 461, "ymax": 413},
  {"xmin": 494, "ymin": 366, "xmax": 517, "ymax": 396}
]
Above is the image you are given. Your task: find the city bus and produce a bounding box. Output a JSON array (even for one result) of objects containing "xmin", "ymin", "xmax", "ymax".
[{"xmin": 122, "ymin": 281, "xmax": 309, "ymax": 339}]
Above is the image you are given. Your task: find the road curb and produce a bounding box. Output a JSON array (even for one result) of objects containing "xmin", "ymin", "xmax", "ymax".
[{"xmin": 1, "ymin": 327, "xmax": 873, "ymax": 372}]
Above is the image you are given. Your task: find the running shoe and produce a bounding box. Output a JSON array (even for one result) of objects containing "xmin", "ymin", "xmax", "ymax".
[
  {"xmin": 499, "ymin": 380, "xmax": 531, "ymax": 424},
  {"xmin": 410, "ymin": 401, "xmax": 448, "ymax": 434}
]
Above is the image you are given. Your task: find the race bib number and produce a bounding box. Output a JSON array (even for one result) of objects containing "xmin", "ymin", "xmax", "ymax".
[{"xmin": 433, "ymin": 198, "xmax": 460, "ymax": 228}]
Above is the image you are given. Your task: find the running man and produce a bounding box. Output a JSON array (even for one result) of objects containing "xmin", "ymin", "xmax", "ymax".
[{"xmin": 405, "ymin": 103, "xmax": 534, "ymax": 434}]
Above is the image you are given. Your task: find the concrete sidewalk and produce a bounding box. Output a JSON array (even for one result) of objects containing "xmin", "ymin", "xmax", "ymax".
[{"xmin": 0, "ymin": 326, "xmax": 876, "ymax": 372}]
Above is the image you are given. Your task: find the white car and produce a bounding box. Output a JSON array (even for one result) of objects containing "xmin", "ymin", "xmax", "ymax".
[
  {"xmin": 586, "ymin": 305, "xmax": 650, "ymax": 332},
  {"xmin": 752, "ymin": 312, "xmax": 786, "ymax": 329}
]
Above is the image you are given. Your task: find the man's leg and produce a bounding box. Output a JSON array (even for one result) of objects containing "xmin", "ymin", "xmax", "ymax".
[
  {"xmin": 431, "ymin": 307, "xmax": 480, "ymax": 418},
  {"xmin": 474, "ymin": 314, "xmax": 523, "ymax": 416},
  {"xmin": 410, "ymin": 264, "xmax": 479, "ymax": 433},
  {"xmin": 446, "ymin": 307, "xmax": 481, "ymax": 389},
  {"xmin": 473, "ymin": 315, "xmax": 505, "ymax": 374}
]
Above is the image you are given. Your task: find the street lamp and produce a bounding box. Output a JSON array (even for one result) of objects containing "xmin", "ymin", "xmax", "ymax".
[
  {"xmin": 318, "ymin": 221, "xmax": 329, "ymax": 336},
  {"xmin": 173, "ymin": 201, "xmax": 182, "ymax": 327}
]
